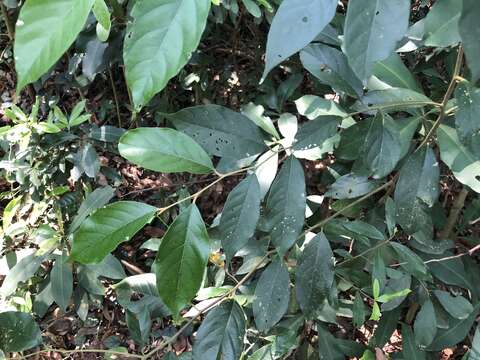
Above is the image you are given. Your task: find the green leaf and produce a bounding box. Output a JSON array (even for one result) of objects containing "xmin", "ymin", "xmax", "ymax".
[
  {"xmin": 434, "ymin": 290, "xmax": 473, "ymax": 320},
  {"xmin": 118, "ymin": 128, "xmax": 214, "ymax": 174},
  {"xmin": 377, "ymin": 288, "xmax": 411, "ymax": 303},
  {"xmin": 154, "ymin": 204, "xmax": 210, "ymax": 316},
  {"xmin": 353, "ymin": 292, "xmax": 366, "ymax": 328},
  {"xmin": 0, "ymin": 312, "xmax": 42, "ymax": 352},
  {"xmin": 126, "ymin": 308, "xmax": 151, "ymax": 346},
  {"xmin": 0, "ymin": 254, "xmax": 44, "ymax": 297},
  {"xmin": 192, "ymin": 300, "xmax": 246, "ymax": 360},
  {"xmin": 437, "ymin": 124, "xmax": 480, "ymax": 193},
  {"xmin": 424, "ymin": 0, "xmax": 462, "ymax": 47},
  {"xmin": 69, "ymin": 186, "xmax": 115, "ymax": 234},
  {"xmin": 360, "ymin": 88, "xmax": 434, "ymax": 112},
  {"xmin": 93, "ymin": 0, "xmax": 111, "ymax": 42},
  {"xmin": 394, "ymin": 147, "xmax": 439, "ymax": 235},
  {"xmin": 390, "ymin": 242, "xmax": 429, "ymax": 280},
  {"xmin": 428, "ymin": 304, "xmax": 480, "ymax": 351},
  {"xmin": 219, "ymin": 175, "xmax": 262, "ymax": 262},
  {"xmin": 70, "ymin": 201, "xmax": 157, "ymax": 264},
  {"xmin": 471, "ymin": 326, "xmax": 480, "ymax": 360},
  {"xmin": 253, "ymin": 258, "xmax": 290, "ymax": 332},
  {"xmin": 14, "ymin": 0, "xmax": 95, "ymax": 91},
  {"xmin": 295, "ymin": 95, "xmax": 349, "ymax": 119},
  {"xmin": 265, "ymin": 156, "xmax": 306, "ymax": 254},
  {"xmin": 459, "ymin": 0, "xmax": 480, "ymax": 81},
  {"xmin": 241, "ymin": 103, "xmax": 280, "ymax": 139},
  {"xmin": 372, "ymin": 53, "xmax": 423, "ymax": 93},
  {"xmin": 242, "ymin": 0, "xmax": 261, "ymax": 17},
  {"xmin": 51, "ymin": 254, "xmax": 73, "ymax": 312},
  {"xmin": 262, "ymin": 0, "xmax": 337, "ymax": 79},
  {"xmin": 454, "ymin": 81, "xmax": 480, "ymax": 157},
  {"xmin": 428, "ymin": 256, "xmax": 474, "ymax": 290},
  {"xmin": 292, "ymin": 116, "xmax": 339, "ymax": 160},
  {"xmin": 402, "ymin": 325, "xmax": 426, "ymax": 360},
  {"xmin": 300, "ymin": 43, "xmax": 362, "ymax": 97},
  {"xmin": 372, "ymin": 307, "xmax": 402, "ymax": 347},
  {"xmin": 123, "ymin": 0, "xmax": 211, "ymax": 109},
  {"xmin": 167, "ymin": 105, "xmax": 268, "ymax": 161},
  {"xmin": 414, "ymin": 300, "xmax": 437, "ymax": 347},
  {"xmin": 344, "ymin": 0, "xmax": 410, "ymax": 80},
  {"xmin": 354, "ymin": 112, "xmax": 402, "ymax": 179},
  {"xmin": 295, "ymin": 233, "xmax": 334, "ymax": 318},
  {"xmin": 325, "ymin": 174, "xmax": 379, "ymax": 199}
]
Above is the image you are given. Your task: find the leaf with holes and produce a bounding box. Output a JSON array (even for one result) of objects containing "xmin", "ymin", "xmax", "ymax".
[
  {"xmin": 454, "ymin": 81, "xmax": 480, "ymax": 157},
  {"xmin": 192, "ymin": 300, "xmax": 246, "ymax": 360},
  {"xmin": 262, "ymin": 0, "xmax": 338, "ymax": 80},
  {"xmin": 265, "ymin": 156, "xmax": 306, "ymax": 254},
  {"xmin": 253, "ymin": 258, "xmax": 290, "ymax": 332},
  {"xmin": 344, "ymin": 0, "xmax": 410, "ymax": 80},
  {"xmin": 0, "ymin": 312, "xmax": 42, "ymax": 352},
  {"xmin": 219, "ymin": 175, "xmax": 261, "ymax": 262}
]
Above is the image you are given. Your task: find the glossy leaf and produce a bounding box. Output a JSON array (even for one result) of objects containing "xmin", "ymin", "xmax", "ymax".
[
  {"xmin": 192, "ymin": 300, "xmax": 246, "ymax": 360},
  {"xmin": 372, "ymin": 53, "xmax": 423, "ymax": 93},
  {"xmin": 437, "ymin": 124, "xmax": 480, "ymax": 193},
  {"xmin": 167, "ymin": 105, "xmax": 268, "ymax": 160},
  {"xmin": 292, "ymin": 116, "xmax": 339, "ymax": 160},
  {"xmin": 219, "ymin": 175, "xmax": 261, "ymax": 262},
  {"xmin": 119, "ymin": 128, "xmax": 214, "ymax": 174},
  {"xmin": 71, "ymin": 201, "xmax": 157, "ymax": 264},
  {"xmin": 154, "ymin": 204, "xmax": 210, "ymax": 316},
  {"xmin": 360, "ymin": 88, "xmax": 434, "ymax": 112},
  {"xmin": 390, "ymin": 242, "xmax": 429, "ymax": 280},
  {"xmin": 0, "ymin": 312, "xmax": 42, "ymax": 352},
  {"xmin": 14, "ymin": 0, "xmax": 95, "ymax": 91},
  {"xmin": 262, "ymin": 0, "xmax": 337, "ymax": 79},
  {"xmin": 295, "ymin": 95, "xmax": 348, "ymax": 119},
  {"xmin": 295, "ymin": 233, "xmax": 334, "ymax": 318},
  {"xmin": 123, "ymin": 0, "xmax": 211, "ymax": 109},
  {"xmin": 253, "ymin": 258, "xmax": 290, "ymax": 332},
  {"xmin": 344, "ymin": 0, "xmax": 410, "ymax": 80},
  {"xmin": 265, "ymin": 156, "xmax": 306, "ymax": 254}
]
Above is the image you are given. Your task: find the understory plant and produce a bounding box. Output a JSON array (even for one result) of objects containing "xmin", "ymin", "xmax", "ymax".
[{"xmin": 1, "ymin": 0, "xmax": 480, "ymax": 359}]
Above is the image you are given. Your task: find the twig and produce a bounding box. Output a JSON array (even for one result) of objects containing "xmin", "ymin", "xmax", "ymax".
[
  {"xmin": 16, "ymin": 347, "xmax": 144, "ymax": 359},
  {"xmin": 108, "ymin": 66, "xmax": 122, "ymax": 128},
  {"xmin": 439, "ymin": 187, "xmax": 469, "ymax": 239},
  {"xmin": 0, "ymin": 3, "xmax": 14, "ymax": 41},
  {"xmin": 416, "ymin": 45, "xmax": 464, "ymax": 150}
]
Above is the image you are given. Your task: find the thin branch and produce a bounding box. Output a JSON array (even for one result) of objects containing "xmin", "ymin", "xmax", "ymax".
[
  {"xmin": 0, "ymin": 3, "xmax": 14, "ymax": 41},
  {"xmin": 108, "ymin": 66, "xmax": 122, "ymax": 128},
  {"xmin": 439, "ymin": 187, "xmax": 469, "ymax": 239}
]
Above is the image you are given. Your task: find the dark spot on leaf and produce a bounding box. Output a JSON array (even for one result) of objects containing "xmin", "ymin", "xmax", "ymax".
[{"xmin": 302, "ymin": 16, "xmax": 308, "ymax": 23}]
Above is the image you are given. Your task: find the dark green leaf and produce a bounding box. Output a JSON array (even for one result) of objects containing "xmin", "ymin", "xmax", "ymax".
[
  {"xmin": 292, "ymin": 116, "xmax": 339, "ymax": 160},
  {"xmin": 0, "ymin": 312, "xmax": 42, "ymax": 352},
  {"xmin": 71, "ymin": 201, "xmax": 157, "ymax": 264},
  {"xmin": 424, "ymin": 0, "xmax": 461, "ymax": 47},
  {"xmin": 459, "ymin": 0, "xmax": 480, "ymax": 81},
  {"xmin": 154, "ymin": 204, "xmax": 210, "ymax": 316},
  {"xmin": 353, "ymin": 292, "xmax": 366, "ymax": 328},
  {"xmin": 326, "ymin": 174, "xmax": 380, "ymax": 199},
  {"xmin": 219, "ymin": 175, "xmax": 261, "ymax": 262},
  {"xmin": 263, "ymin": 0, "xmax": 337, "ymax": 79},
  {"xmin": 434, "ymin": 290, "xmax": 473, "ymax": 320},
  {"xmin": 390, "ymin": 242, "xmax": 429, "ymax": 280},
  {"xmin": 372, "ymin": 53, "xmax": 423, "ymax": 93},
  {"xmin": 253, "ymin": 258, "xmax": 290, "ymax": 332},
  {"xmin": 394, "ymin": 147, "xmax": 439, "ymax": 235},
  {"xmin": 402, "ymin": 325, "xmax": 426, "ymax": 360},
  {"xmin": 192, "ymin": 300, "xmax": 246, "ymax": 360},
  {"xmin": 344, "ymin": 0, "xmax": 410, "ymax": 80},
  {"xmin": 295, "ymin": 233, "xmax": 334, "ymax": 318},
  {"xmin": 167, "ymin": 105, "xmax": 268, "ymax": 161},
  {"xmin": 118, "ymin": 128, "xmax": 214, "ymax": 174},
  {"xmin": 454, "ymin": 81, "xmax": 480, "ymax": 158},
  {"xmin": 414, "ymin": 300, "xmax": 437, "ymax": 347},
  {"xmin": 265, "ymin": 156, "xmax": 306, "ymax": 254},
  {"xmin": 51, "ymin": 254, "xmax": 73, "ymax": 312}
]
